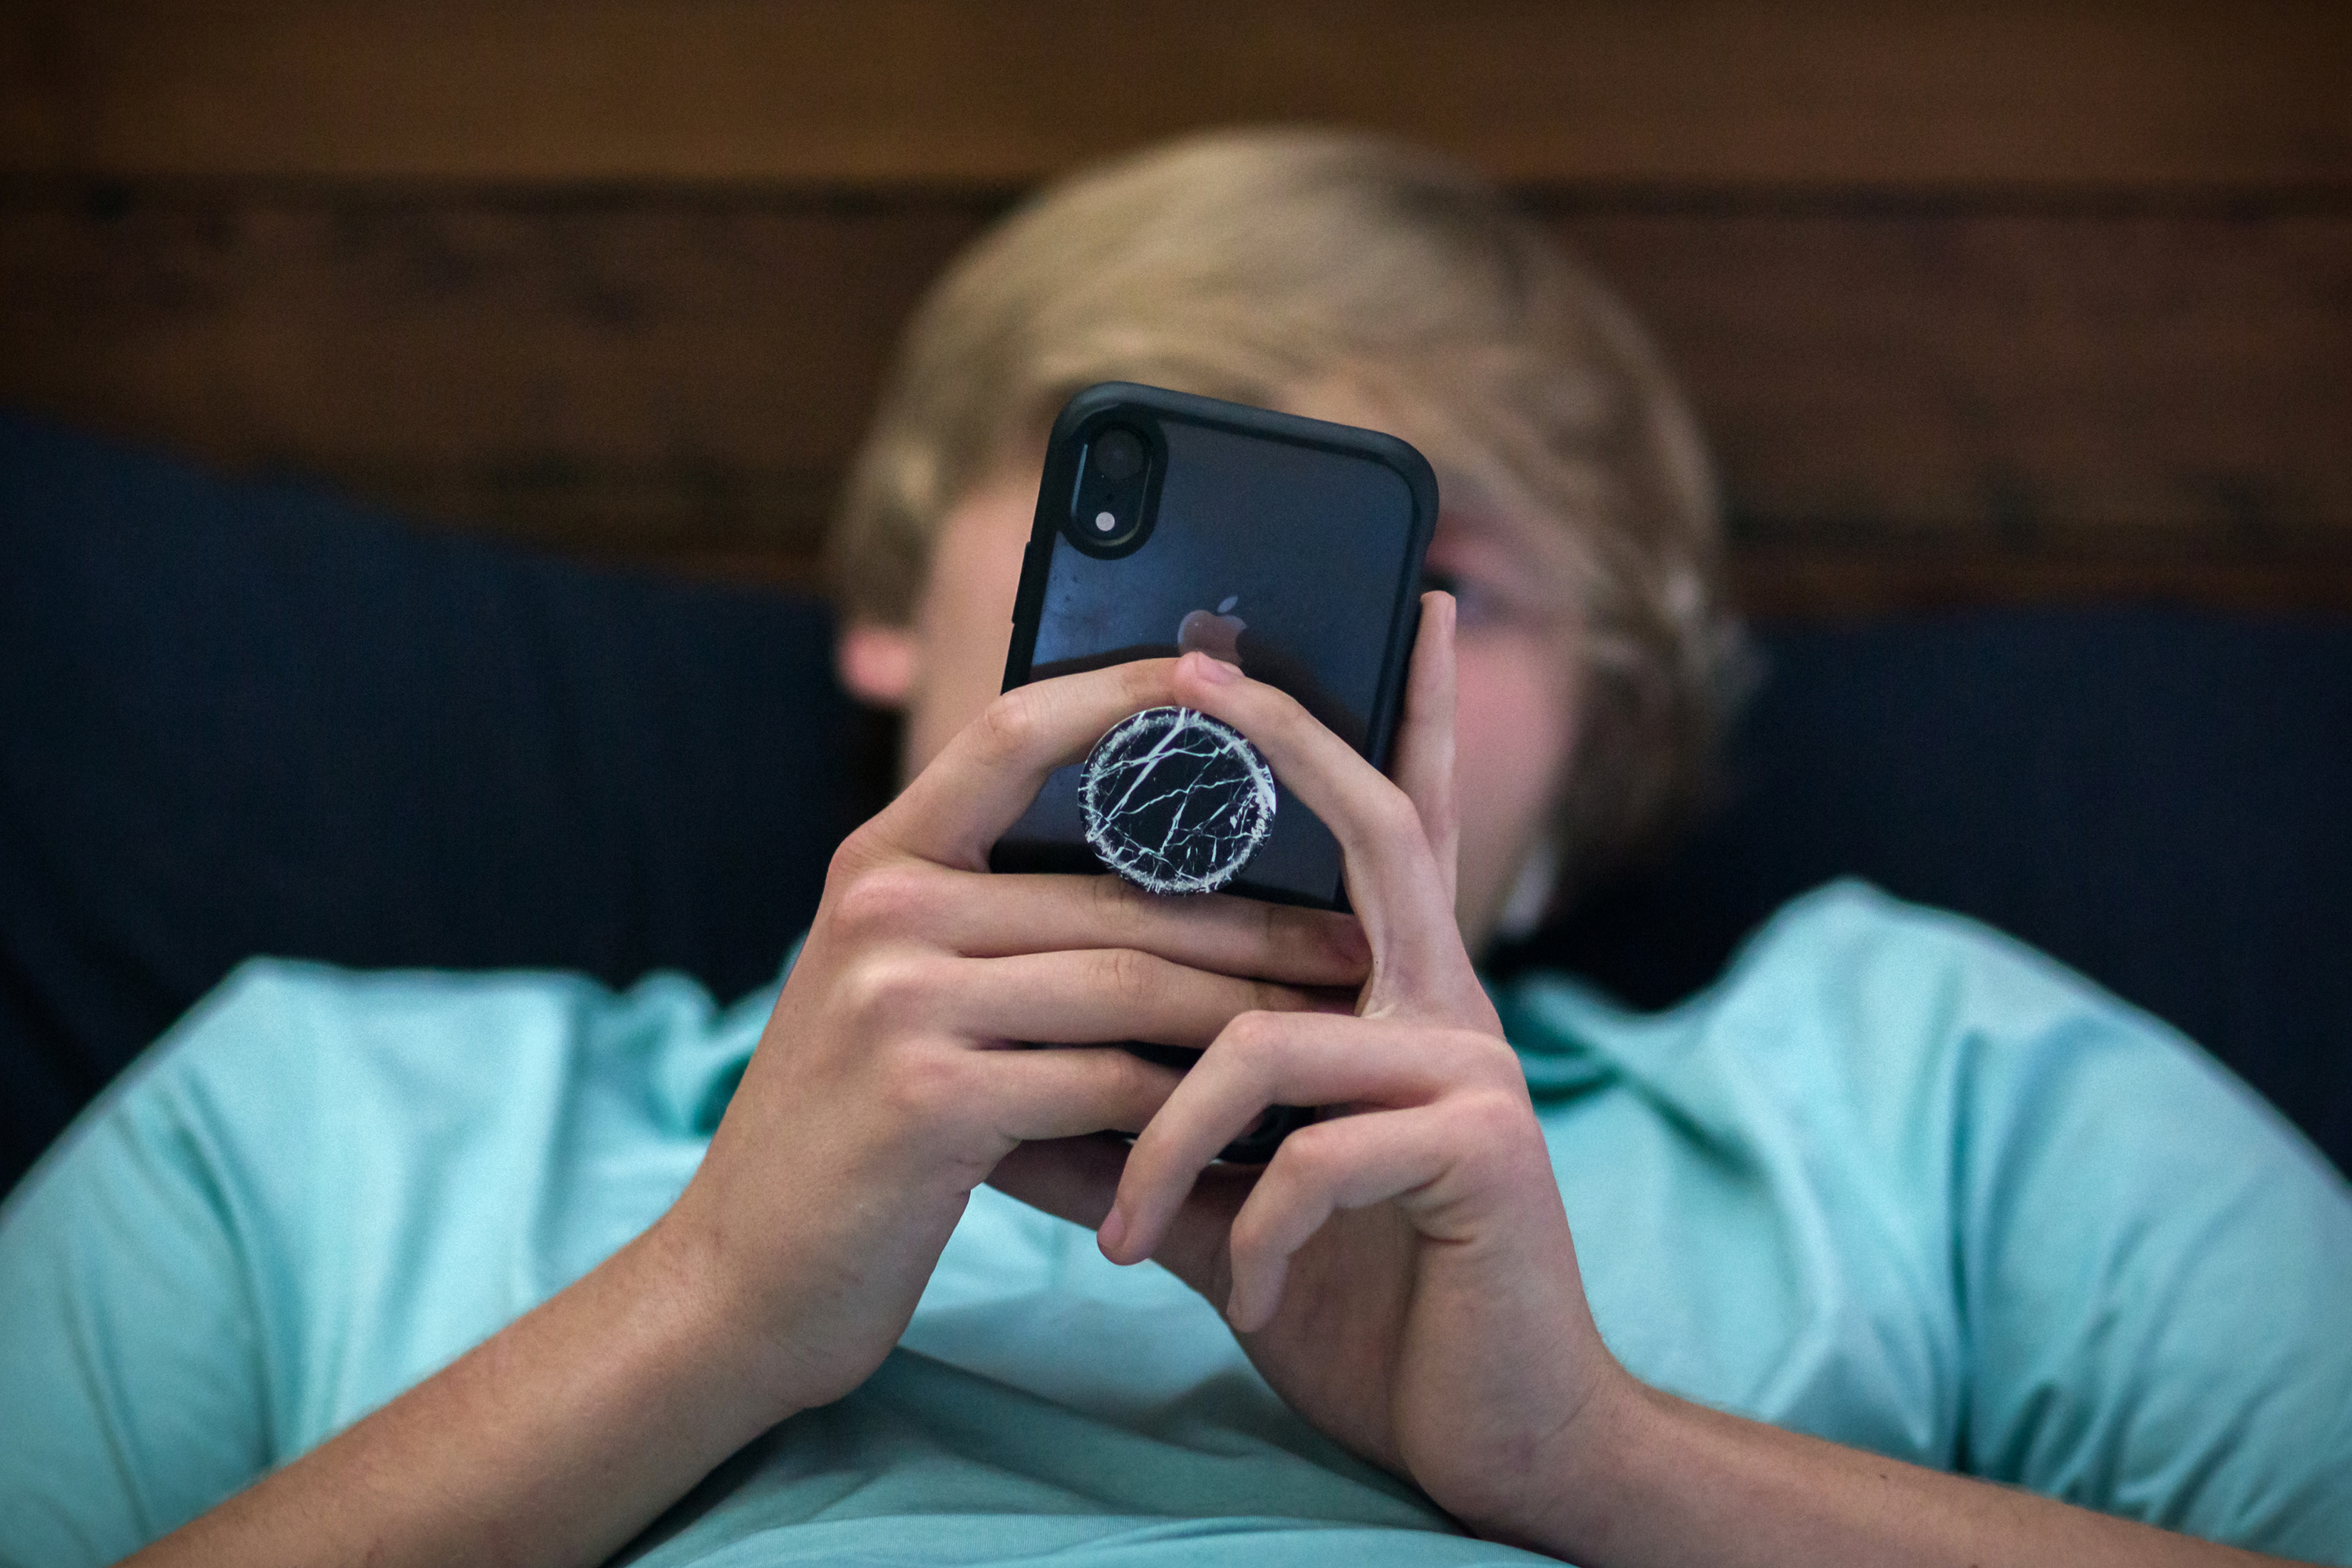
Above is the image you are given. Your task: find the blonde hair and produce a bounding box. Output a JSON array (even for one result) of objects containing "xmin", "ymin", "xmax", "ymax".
[{"xmin": 832, "ymin": 128, "xmax": 1745, "ymax": 889}]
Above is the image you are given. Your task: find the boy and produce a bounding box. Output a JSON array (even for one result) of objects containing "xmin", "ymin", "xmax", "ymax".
[{"xmin": 4, "ymin": 130, "xmax": 2348, "ymax": 1567}]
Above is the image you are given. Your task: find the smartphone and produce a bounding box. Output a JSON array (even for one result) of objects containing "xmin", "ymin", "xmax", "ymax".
[
  {"xmin": 994, "ymin": 381, "xmax": 1438, "ymax": 907},
  {"xmin": 993, "ymin": 383, "xmax": 1437, "ymax": 1162}
]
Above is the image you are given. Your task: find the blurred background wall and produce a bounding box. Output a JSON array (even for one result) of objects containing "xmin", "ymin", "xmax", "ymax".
[{"xmin": 2, "ymin": 0, "xmax": 2347, "ymax": 615}]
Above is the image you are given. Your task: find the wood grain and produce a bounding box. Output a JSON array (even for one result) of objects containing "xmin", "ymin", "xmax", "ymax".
[
  {"xmin": 5, "ymin": 190, "xmax": 2345, "ymax": 594},
  {"xmin": 1555, "ymin": 206, "xmax": 2352, "ymax": 553},
  {"xmin": 3, "ymin": 2, "xmax": 2347, "ymax": 612},
  {"xmin": 4, "ymin": 1, "xmax": 2348, "ymax": 190},
  {"xmin": 0, "ymin": 192, "xmax": 991, "ymax": 555}
]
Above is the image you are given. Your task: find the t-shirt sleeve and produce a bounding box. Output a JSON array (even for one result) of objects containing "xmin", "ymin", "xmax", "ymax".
[
  {"xmin": 0, "ymin": 986, "xmax": 279, "ymax": 1567},
  {"xmin": 1950, "ymin": 942, "xmax": 2352, "ymax": 1562},
  {"xmin": 0, "ymin": 956, "xmax": 744, "ymax": 1568}
]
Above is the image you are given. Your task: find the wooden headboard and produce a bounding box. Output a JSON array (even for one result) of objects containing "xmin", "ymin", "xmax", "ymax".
[{"xmin": 4, "ymin": 1, "xmax": 2347, "ymax": 614}]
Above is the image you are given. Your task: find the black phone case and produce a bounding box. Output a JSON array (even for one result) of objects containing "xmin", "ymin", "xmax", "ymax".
[
  {"xmin": 994, "ymin": 383, "xmax": 1436, "ymax": 1165},
  {"xmin": 994, "ymin": 381, "xmax": 1439, "ymax": 910}
]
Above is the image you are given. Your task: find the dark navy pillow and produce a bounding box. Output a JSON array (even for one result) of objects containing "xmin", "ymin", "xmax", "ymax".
[
  {"xmin": 1, "ymin": 411, "xmax": 855, "ymax": 1191},
  {"xmin": 7, "ymin": 410, "xmax": 2347, "ymax": 1190},
  {"xmin": 1513, "ymin": 608, "xmax": 2352, "ymax": 1177}
]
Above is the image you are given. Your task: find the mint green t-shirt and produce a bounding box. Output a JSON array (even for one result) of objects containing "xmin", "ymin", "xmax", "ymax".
[{"xmin": 3, "ymin": 883, "xmax": 2348, "ymax": 1565}]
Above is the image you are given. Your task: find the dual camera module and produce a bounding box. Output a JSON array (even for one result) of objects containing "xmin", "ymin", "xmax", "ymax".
[{"xmin": 1064, "ymin": 422, "xmax": 1157, "ymax": 557}]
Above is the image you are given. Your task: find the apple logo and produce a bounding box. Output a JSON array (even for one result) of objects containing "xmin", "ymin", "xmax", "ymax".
[{"xmin": 1177, "ymin": 595, "xmax": 1246, "ymax": 668}]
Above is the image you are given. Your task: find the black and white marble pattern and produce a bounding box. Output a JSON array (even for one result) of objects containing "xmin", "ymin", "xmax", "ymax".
[{"xmin": 1080, "ymin": 706, "xmax": 1276, "ymax": 894}]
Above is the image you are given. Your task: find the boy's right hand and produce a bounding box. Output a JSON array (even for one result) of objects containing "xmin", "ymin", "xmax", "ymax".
[
  {"xmin": 128, "ymin": 656, "xmax": 1365, "ymax": 1568},
  {"xmin": 657, "ymin": 657, "xmax": 1369, "ymax": 1420}
]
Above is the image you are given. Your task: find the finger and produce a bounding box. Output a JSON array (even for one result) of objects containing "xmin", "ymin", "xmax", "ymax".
[
  {"xmin": 1221, "ymin": 1108, "xmax": 1457, "ymax": 1332},
  {"xmin": 1164, "ymin": 653, "xmax": 1468, "ymax": 994},
  {"xmin": 1105, "ymin": 1013, "xmax": 1512, "ymax": 1263},
  {"xmin": 855, "ymin": 867, "xmax": 1368, "ymax": 988},
  {"xmin": 943, "ymin": 949, "xmax": 1349, "ymax": 1049},
  {"xmin": 1096, "ymin": 1160, "xmax": 1257, "ymax": 1304},
  {"xmin": 987, "ymin": 1127, "xmax": 1249, "ymax": 1312},
  {"xmin": 978, "ymin": 1047, "xmax": 1184, "ymax": 1143},
  {"xmin": 867, "ymin": 659, "xmax": 1186, "ymax": 870},
  {"xmin": 1387, "ymin": 592, "xmax": 1460, "ymax": 911}
]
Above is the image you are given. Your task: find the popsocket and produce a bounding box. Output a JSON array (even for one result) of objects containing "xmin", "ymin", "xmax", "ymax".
[{"xmin": 1080, "ymin": 706, "xmax": 1276, "ymax": 894}]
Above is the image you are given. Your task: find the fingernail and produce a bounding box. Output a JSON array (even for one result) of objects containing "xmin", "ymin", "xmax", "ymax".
[
  {"xmin": 1185, "ymin": 651, "xmax": 1240, "ymax": 686},
  {"xmin": 1097, "ymin": 1205, "xmax": 1128, "ymax": 1258}
]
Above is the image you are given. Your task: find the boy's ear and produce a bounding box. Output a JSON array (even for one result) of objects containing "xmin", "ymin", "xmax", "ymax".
[{"xmin": 837, "ymin": 620, "xmax": 920, "ymax": 708}]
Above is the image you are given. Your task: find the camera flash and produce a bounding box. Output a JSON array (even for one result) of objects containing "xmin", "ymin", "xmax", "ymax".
[{"xmin": 1094, "ymin": 510, "xmax": 1116, "ymax": 532}]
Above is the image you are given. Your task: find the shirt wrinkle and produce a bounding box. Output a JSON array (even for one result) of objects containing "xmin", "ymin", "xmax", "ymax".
[{"xmin": 4, "ymin": 884, "xmax": 2349, "ymax": 1566}]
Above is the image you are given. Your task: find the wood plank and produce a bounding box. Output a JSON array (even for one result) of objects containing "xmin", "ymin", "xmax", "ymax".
[
  {"xmin": 1552, "ymin": 206, "xmax": 2352, "ymax": 552},
  {"xmin": 3, "ymin": 190, "xmax": 2348, "ymax": 599},
  {"xmin": 4, "ymin": 1, "xmax": 2348, "ymax": 190},
  {"xmin": 0, "ymin": 192, "xmax": 993, "ymax": 555}
]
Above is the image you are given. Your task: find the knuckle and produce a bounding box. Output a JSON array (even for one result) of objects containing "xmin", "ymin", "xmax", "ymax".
[
  {"xmin": 1118, "ymin": 658, "xmax": 1170, "ymax": 708},
  {"xmin": 1294, "ymin": 909, "xmax": 1371, "ymax": 978},
  {"xmin": 973, "ymin": 688, "xmax": 1041, "ymax": 762},
  {"xmin": 1268, "ymin": 1120, "xmax": 1342, "ymax": 1186},
  {"xmin": 877, "ymin": 1045, "xmax": 967, "ymax": 1125},
  {"xmin": 1095, "ymin": 946, "xmax": 1165, "ymax": 1009},
  {"xmin": 1368, "ymin": 787, "xmax": 1427, "ymax": 843},
  {"xmin": 1213, "ymin": 1010, "xmax": 1283, "ymax": 1073},
  {"xmin": 1256, "ymin": 897, "xmax": 1290, "ymax": 954},
  {"xmin": 1088, "ymin": 872, "xmax": 1147, "ymax": 935},
  {"xmin": 824, "ymin": 824, "xmax": 886, "ymax": 889},
  {"xmin": 1118, "ymin": 1046, "xmax": 1180, "ymax": 1104},
  {"xmin": 1446, "ymin": 1086, "xmax": 1534, "ymax": 1150},
  {"xmin": 830, "ymin": 863, "xmax": 930, "ymax": 939},
  {"xmin": 841, "ymin": 952, "xmax": 947, "ymax": 1030},
  {"xmin": 1470, "ymin": 1031, "xmax": 1532, "ymax": 1087}
]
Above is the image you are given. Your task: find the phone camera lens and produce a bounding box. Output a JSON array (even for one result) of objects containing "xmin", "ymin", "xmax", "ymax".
[
  {"xmin": 1066, "ymin": 418, "xmax": 1155, "ymax": 557},
  {"xmin": 1090, "ymin": 428, "xmax": 1145, "ymax": 483}
]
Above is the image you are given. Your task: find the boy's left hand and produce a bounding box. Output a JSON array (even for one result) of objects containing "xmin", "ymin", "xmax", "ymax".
[{"xmin": 991, "ymin": 594, "xmax": 1631, "ymax": 1545}]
